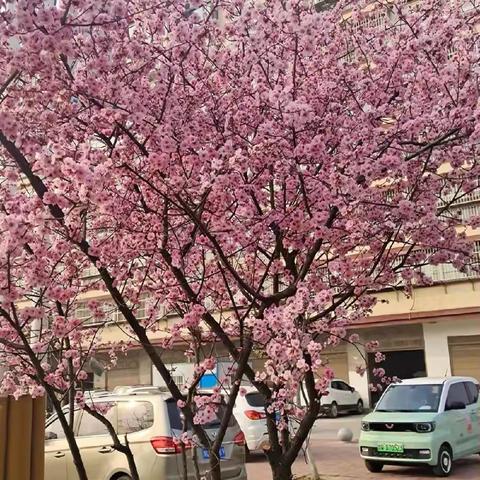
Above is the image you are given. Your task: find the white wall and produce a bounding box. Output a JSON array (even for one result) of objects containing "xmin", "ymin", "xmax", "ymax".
[
  {"xmin": 152, "ymin": 362, "xmax": 195, "ymax": 387},
  {"xmin": 423, "ymin": 318, "xmax": 480, "ymax": 377},
  {"xmin": 347, "ymin": 343, "xmax": 370, "ymax": 406}
]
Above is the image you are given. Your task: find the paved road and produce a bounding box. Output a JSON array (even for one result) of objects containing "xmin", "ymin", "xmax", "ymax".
[{"xmin": 245, "ymin": 414, "xmax": 480, "ymax": 479}]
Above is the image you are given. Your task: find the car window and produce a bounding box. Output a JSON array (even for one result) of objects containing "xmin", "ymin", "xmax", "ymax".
[
  {"xmin": 166, "ymin": 398, "xmax": 236, "ymax": 431},
  {"xmin": 446, "ymin": 382, "xmax": 470, "ymax": 409},
  {"xmin": 245, "ymin": 393, "xmax": 266, "ymax": 407},
  {"xmin": 337, "ymin": 382, "xmax": 351, "ymax": 391},
  {"xmin": 46, "ymin": 410, "xmax": 81, "ymax": 439},
  {"xmin": 46, "ymin": 417, "xmax": 66, "ymax": 439},
  {"xmin": 463, "ymin": 382, "xmax": 479, "ymax": 405},
  {"xmin": 376, "ymin": 384, "xmax": 443, "ymax": 412},
  {"xmin": 117, "ymin": 401, "xmax": 154, "ymax": 434},
  {"xmin": 77, "ymin": 403, "xmax": 116, "ymax": 437},
  {"xmin": 331, "ymin": 381, "xmax": 340, "ymax": 390}
]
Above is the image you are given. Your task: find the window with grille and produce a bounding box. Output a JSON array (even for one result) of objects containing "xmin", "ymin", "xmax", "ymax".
[
  {"xmin": 75, "ymin": 301, "xmax": 115, "ymax": 326},
  {"xmin": 113, "ymin": 296, "xmax": 146, "ymax": 322},
  {"xmin": 438, "ymin": 178, "xmax": 480, "ymax": 225},
  {"xmin": 170, "ymin": 374, "xmax": 186, "ymax": 388},
  {"xmin": 75, "ymin": 303, "xmax": 91, "ymax": 324},
  {"xmin": 350, "ymin": 11, "xmax": 387, "ymax": 33},
  {"xmin": 393, "ymin": 242, "xmax": 480, "ymax": 284},
  {"xmin": 81, "ymin": 265, "xmax": 99, "ymax": 278}
]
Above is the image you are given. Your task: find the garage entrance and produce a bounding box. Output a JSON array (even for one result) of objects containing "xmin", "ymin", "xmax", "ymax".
[
  {"xmin": 368, "ymin": 349, "xmax": 427, "ymax": 405},
  {"xmin": 449, "ymin": 335, "xmax": 480, "ymax": 381}
]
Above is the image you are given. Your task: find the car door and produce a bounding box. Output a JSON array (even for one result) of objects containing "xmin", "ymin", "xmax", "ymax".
[
  {"xmin": 337, "ymin": 381, "xmax": 356, "ymax": 410},
  {"xmin": 68, "ymin": 403, "xmax": 123, "ymax": 480},
  {"xmin": 44, "ymin": 414, "xmax": 75, "ymax": 480},
  {"xmin": 463, "ymin": 381, "xmax": 480, "ymax": 455},
  {"xmin": 443, "ymin": 382, "xmax": 472, "ymax": 458},
  {"xmin": 329, "ymin": 381, "xmax": 347, "ymax": 410}
]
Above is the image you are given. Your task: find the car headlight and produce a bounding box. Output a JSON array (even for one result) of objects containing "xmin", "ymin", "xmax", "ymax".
[
  {"xmin": 361, "ymin": 421, "xmax": 370, "ymax": 431},
  {"xmin": 415, "ymin": 422, "xmax": 435, "ymax": 433}
]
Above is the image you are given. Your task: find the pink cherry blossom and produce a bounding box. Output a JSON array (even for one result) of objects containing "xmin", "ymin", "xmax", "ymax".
[{"xmin": 0, "ymin": 1, "xmax": 479, "ymax": 479}]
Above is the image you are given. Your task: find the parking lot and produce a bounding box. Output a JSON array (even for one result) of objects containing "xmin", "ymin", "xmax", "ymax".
[{"xmin": 245, "ymin": 415, "xmax": 480, "ymax": 479}]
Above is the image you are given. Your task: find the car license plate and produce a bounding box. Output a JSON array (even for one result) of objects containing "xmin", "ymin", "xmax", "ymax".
[
  {"xmin": 202, "ymin": 446, "xmax": 226, "ymax": 460},
  {"xmin": 377, "ymin": 443, "xmax": 404, "ymax": 453}
]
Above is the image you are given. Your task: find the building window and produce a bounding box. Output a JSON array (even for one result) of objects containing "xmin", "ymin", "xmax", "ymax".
[{"xmin": 75, "ymin": 301, "xmax": 115, "ymax": 326}]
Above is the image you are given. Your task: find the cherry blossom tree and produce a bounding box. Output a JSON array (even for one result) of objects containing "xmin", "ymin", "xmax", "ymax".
[{"xmin": 1, "ymin": 1, "xmax": 480, "ymax": 479}]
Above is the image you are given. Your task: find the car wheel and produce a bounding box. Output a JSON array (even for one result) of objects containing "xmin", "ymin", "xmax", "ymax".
[
  {"xmin": 365, "ymin": 460, "xmax": 384, "ymax": 473},
  {"xmin": 432, "ymin": 445, "xmax": 453, "ymax": 477},
  {"xmin": 329, "ymin": 402, "xmax": 338, "ymax": 418},
  {"xmin": 356, "ymin": 400, "xmax": 364, "ymax": 414}
]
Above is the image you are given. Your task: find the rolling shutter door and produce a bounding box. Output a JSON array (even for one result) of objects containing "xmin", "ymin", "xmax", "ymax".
[{"xmin": 448, "ymin": 335, "xmax": 480, "ymax": 382}]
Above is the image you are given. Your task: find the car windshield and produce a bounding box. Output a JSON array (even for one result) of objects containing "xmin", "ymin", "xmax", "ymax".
[{"xmin": 375, "ymin": 384, "xmax": 443, "ymax": 413}]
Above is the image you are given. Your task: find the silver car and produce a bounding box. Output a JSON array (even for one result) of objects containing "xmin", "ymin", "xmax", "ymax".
[{"xmin": 45, "ymin": 390, "xmax": 247, "ymax": 480}]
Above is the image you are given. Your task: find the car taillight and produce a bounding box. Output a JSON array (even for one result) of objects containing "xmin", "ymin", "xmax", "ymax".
[
  {"xmin": 151, "ymin": 436, "xmax": 191, "ymax": 454},
  {"xmin": 234, "ymin": 431, "xmax": 246, "ymax": 446},
  {"xmin": 244, "ymin": 410, "xmax": 266, "ymax": 420}
]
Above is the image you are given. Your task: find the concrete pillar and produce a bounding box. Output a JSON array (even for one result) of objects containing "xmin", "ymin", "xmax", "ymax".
[
  {"xmin": 347, "ymin": 342, "xmax": 370, "ymax": 407},
  {"xmin": 423, "ymin": 322, "xmax": 452, "ymax": 377}
]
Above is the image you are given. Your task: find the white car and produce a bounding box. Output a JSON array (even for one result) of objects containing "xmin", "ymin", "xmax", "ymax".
[
  {"xmin": 300, "ymin": 378, "xmax": 364, "ymax": 417},
  {"xmin": 232, "ymin": 387, "xmax": 271, "ymax": 454},
  {"xmin": 45, "ymin": 390, "xmax": 247, "ymax": 480}
]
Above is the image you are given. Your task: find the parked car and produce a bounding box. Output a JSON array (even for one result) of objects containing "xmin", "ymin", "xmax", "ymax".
[
  {"xmin": 45, "ymin": 391, "xmax": 247, "ymax": 480},
  {"xmin": 299, "ymin": 378, "xmax": 364, "ymax": 417},
  {"xmin": 232, "ymin": 386, "xmax": 271, "ymax": 454},
  {"xmin": 359, "ymin": 376, "xmax": 480, "ymax": 477}
]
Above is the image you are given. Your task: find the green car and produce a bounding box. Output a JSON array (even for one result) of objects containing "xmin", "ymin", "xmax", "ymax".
[{"xmin": 359, "ymin": 376, "xmax": 480, "ymax": 476}]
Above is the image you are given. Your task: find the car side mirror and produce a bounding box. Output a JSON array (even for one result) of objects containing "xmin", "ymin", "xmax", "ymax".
[
  {"xmin": 45, "ymin": 431, "xmax": 58, "ymax": 440},
  {"xmin": 446, "ymin": 401, "xmax": 466, "ymax": 411},
  {"xmin": 350, "ymin": 386, "xmax": 355, "ymax": 392}
]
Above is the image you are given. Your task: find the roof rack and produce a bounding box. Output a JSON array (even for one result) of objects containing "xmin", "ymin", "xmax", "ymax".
[{"xmin": 111, "ymin": 385, "xmax": 170, "ymax": 395}]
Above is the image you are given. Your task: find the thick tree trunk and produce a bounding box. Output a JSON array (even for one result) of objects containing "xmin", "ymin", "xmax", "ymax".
[
  {"xmin": 272, "ymin": 463, "xmax": 293, "ymax": 480},
  {"xmin": 208, "ymin": 454, "xmax": 222, "ymax": 480}
]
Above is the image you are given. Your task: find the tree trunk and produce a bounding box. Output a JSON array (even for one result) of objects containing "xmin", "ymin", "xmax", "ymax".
[
  {"xmin": 272, "ymin": 463, "xmax": 293, "ymax": 480},
  {"xmin": 192, "ymin": 446, "xmax": 201, "ymax": 480},
  {"xmin": 208, "ymin": 453, "xmax": 222, "ymax": 480}
]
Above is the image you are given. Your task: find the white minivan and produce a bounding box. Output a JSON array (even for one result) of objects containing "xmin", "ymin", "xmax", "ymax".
[{"xmin": 45, "ymin": 390, "xmax": 247, "ymax": 480}]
